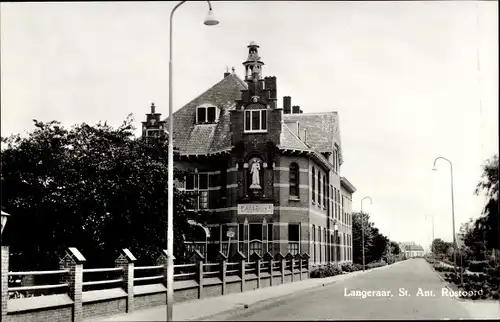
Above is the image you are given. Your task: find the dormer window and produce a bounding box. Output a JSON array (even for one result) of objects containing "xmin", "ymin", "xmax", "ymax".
[{"xmin": 196, "ymin": 104, "xmax": 219, "ymax": 124}]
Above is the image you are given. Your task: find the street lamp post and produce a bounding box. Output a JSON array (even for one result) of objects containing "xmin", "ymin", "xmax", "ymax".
[
  {"xmin": 432, "ymin": 156, "xmax": 457, "ymax": 275},
  {"xmin": 168, "ymin": 2, "xmax": 218, "ymax": 321},
  {"xmin": 425, "ymin": 215, "xmax": 435, "ymax": 256},
  {"xmin": 360, "ymin": 196, "xmax": 372, "ymax": 272},
  {"xmin": 334, "ymin": 223, "xmax": 339, "ymax": 265}
]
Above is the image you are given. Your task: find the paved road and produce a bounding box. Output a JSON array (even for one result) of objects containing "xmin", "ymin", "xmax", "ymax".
[{"xmin": 210, "ymin": 258, "xmax": 473, "ymax": 320}]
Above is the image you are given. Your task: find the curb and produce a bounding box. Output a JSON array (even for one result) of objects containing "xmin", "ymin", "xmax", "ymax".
[
  {"xmin": 425, "ymin": 261, "xmax": 459, "ymax": 300},
  {"xmin": 192, "ymin": 261, "xmax": 405, "ymax": 321}
]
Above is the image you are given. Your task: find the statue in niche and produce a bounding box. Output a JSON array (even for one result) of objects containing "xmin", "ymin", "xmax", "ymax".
[{"xmin": 249, "ymin": 159, "xmax": 262, "ymax": 189}]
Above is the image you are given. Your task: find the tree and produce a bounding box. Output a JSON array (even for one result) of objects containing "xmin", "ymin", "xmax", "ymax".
[
  {"xmin": 352, "ymin": 212, "xmax": 373, "ymax": 264},
  {"xmin": 1, "ymin": 116, "xmax": 196, "ymax": 270},
  {"xmin": 431, "ymin": 238, "xmax": 452, "ymax": 258},
  {"xmin": 390, "ymin": 241, "xmax": 401, "ymax": 255},
  {"xmin": 367, "ymin": 226, "xmax": 389, "ymax": 263},
  {"xmin": 474, "ymin": 154, "xmax": 499, "ymax": 251},
  {"xmin": 351, "ymin": 212, "xmax": 389, "ymax": 264}
]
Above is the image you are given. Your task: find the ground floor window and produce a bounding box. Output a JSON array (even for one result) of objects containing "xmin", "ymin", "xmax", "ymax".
[
  {"xmin": 267, "ymin": 224, "xmax": 273, "ymax": 253},
  {"xmin": 288, "ymin": 223, "xmax": 300, "ymax": 255}
]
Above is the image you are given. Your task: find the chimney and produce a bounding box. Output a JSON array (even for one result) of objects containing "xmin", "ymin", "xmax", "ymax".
[
  {"xmin": 151, "ymin": 102, "xmax": 156, "ymax": 114},
  {"xmin": 283, "ymin": 96, "xmax": 291, "ymax": 114},
  {"xmin": 292, "ymin": 105, "xmax": 300, "ymax": 114},
  {"xmin": 224, "ymin": 66, "xmax": 230, "ymax": 78}
]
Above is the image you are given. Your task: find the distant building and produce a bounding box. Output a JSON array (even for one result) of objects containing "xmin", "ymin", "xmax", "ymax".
[
  {"xmin": 399, "ymin": 242, "xmax": 424, "ymax": 258},
  {"xmin": 142, "ymin": 42, "xmax": 356, "ymax": 265}
]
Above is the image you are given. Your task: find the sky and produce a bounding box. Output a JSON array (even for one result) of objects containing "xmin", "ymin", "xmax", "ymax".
[{"xmin": 1, "ymin": 1, "xmax": 498, "ymax": 251}]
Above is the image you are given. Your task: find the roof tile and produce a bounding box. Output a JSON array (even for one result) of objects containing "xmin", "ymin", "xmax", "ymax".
[{"xmin": 164, "ymin": 74, "xmax": 247, "ymax": 155}]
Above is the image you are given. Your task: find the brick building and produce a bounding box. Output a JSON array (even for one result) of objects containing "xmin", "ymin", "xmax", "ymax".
[
  {"xmin": 142, "ymin": 42, "xmax": 356, "ymax": 265},
  {"xmin": 399, "ymin": 242, "xmax": 425, "ymax": 258}
]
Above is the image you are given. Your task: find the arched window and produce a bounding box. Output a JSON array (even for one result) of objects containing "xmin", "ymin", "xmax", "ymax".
[
  {"xmin": 289, "ymin": 163, "xmax": 299, "ymax": 197},
  {"xmin": 311, "ymin": 167, "xmax": 316, "ymax": 203}
]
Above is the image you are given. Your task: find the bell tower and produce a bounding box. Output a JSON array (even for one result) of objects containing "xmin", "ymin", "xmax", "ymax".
[{"xmin": 243, "ymin": 41, "xmax": 264, "ymax": 81}]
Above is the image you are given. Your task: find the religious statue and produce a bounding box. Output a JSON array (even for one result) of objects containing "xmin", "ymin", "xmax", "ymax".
[{"xmin": 249, "ymin": 161, "xmax": 261, "ymax": 189}]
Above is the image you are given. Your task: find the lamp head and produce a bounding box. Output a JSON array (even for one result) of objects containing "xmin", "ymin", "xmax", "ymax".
[
  {"xmin": 204, "ymin": 9, "xmax": 219, "ymax": 26},
  {"xmin": 1, "ymin": 210, "xmax": 10, "ymax": 234}
]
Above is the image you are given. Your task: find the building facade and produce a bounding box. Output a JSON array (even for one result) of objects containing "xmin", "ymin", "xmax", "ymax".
[
  {"xmin": 142, "ymin": 42, "xmax": 356, "ymax": 265},
  {"xmin": 399, "ymin": 242, "xmax": 425, "ymax": 258}
]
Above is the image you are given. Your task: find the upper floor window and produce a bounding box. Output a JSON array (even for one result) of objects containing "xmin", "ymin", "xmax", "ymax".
[
  {"xmin": 244, "ymin": 110, "xmax": 267, "ymax": 133},
  {"xmin": 317, "ymin": 171, "xmax": 321, "ymax": 206},
  {"xmin": 289, "ymin": 163, "xmax": 299, "ymax": 197},
  {"xmin": 323, "ymin": 175, "xmax": 327, "ymax": 208},
  {"xmin": 197, "ymin": 105, "xmax": 219, "ymax": 124},
  {"xmin": 311, "ymin": 167, "xmax": 316, "ymax": 203}
]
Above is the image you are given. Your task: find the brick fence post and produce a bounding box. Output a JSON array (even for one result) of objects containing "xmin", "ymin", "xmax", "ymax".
[
  {"xmin": 188, "ymin": 250, "xmax": 205, "ymax": 299},
  {"xmin": 1, "ymin": 246, "xmax": 9, "ymax": 322},
  {"xmin": 59, "ymin": 247, "xmax": 86, "ymax": 322},
  {"xmin": 302, "ymin": 253, "xmax": 310, "ymax": 279},
  {"xmin": 250, "ymin": 252, "xmax": 262, "ymax": 289},
  {"xmin": 216, "ymin": 251, "xmax": 227, "ymax": 296},
  {"xmin": 294, "ymin": 253, "xmax": 303, "ymax": 281},
  {"xmin": 156, "ymin": 249, "xmax": 175, "ymax": 305},
  {"xmin": 231, "ymin": 251, "xmax": 246, "ymax": 292},
  {"xmin": 263, "ymin": 252, "xmax": 273, "ymax": 287},
  {"xmin": 274, "ymin": 252, "xmax": 284, "ymax": 284},
  {"xmin": 114, "ymin": 249, "xmax": 136, "ymax": 313}
]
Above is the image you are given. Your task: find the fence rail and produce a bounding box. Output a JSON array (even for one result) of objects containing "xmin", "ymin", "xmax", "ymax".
[
  {"xmin": 9, "ymin": 283, "xmax": 69, "ymax": 292},
  {"xmin": 134, "ymin": 265, "xmax": 164, "ymax": 271},
  {"xmin": 82, "ymin": 278, "xmax": 123, "ymax": 287},
  {"xmin": 9, "ymin": 270, "xmax": 69, "ymax": 276},
  {"xmin": 134, "ymin": 275, "xmax": 163, "ymax": 282},
  {"xmin": 83, "ymin": 267, "xmax": 123, "ymax": 273}
]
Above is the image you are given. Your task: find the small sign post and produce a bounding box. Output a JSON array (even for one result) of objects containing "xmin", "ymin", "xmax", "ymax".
[{"xmin": 226, "ymin": 229, "xmax": 235, "ymax": 257}]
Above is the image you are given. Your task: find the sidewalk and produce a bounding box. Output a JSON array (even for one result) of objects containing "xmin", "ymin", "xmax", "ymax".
[{"xmin": 91, "ymin": 261, "xmax": 405, "ymax": 322}]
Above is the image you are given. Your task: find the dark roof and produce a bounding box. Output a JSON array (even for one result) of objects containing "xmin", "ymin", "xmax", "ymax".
[
  {"xmin": 282, "ymin": 112, "xmax": 343, "ymax": 163},
  {"xmin": 164, "ymin": 73, "xmax": 247, "ymax": 155},
  {"xmin": 400, "ymin": 243, "xmax": 424, "ymax": 251}
]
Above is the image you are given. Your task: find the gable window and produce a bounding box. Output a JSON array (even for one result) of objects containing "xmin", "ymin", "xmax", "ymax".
[
  {"xmin": 197, "ymin": 105, "xmax": 218, "ymax": 124},
  {"xmin": 244, "ymin": 110, "xmax": 267, "ymax": 132},
  {"xmin": 207, "ymin": 107, "xmax": 216, "ymax": 122},
  {"xmin": 289, "ymin": 163, "xmax": 299, "ymax": 198}
]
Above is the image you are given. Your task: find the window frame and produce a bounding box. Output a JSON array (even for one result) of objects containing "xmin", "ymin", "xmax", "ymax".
[
  {"xmin": 196, "ymin": 105, "xmax": 219, "ymax": 124},
  {"xmin": 311, "ymin": 167, "xmax": 316, "ymax": 203},
  {"xmin": 289, "ymin": 163, "xmax": 300, "ymax": 197},
  {"xmin": 184, "ymin": 173, "xmax": 210, "ymax": 210},
  {"xmin": 244, "ymin": 109, "xmax": 268, "ymax": 133}
]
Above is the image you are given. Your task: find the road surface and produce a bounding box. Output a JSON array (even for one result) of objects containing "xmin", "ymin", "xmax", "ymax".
[{"xmin": 211, "ymin": 258, "xmax": 473, "ymax": 320}]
